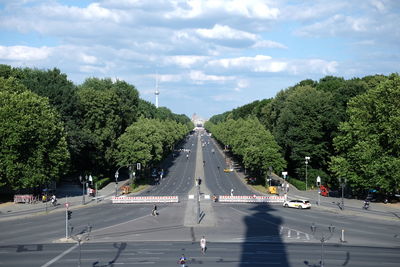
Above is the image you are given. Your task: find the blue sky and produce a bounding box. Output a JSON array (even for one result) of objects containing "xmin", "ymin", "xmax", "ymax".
[{"xmin": 0, "ymin": 0, "xmax": 399, "ymax": 119}]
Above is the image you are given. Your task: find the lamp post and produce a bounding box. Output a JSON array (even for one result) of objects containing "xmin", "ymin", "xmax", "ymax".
[
  {"xmin": 115, "ymin": 166, "xmax": 123, "ymax": 197},
  {"xmin": 305, "ymin": 156, "xmax": 310, "ymax": 191},
  {"xmin": 282, "ymin": 171, "xmax": 288, "ymax": 200},
  {"xmin": 316, "ymin": 176, "xmax": 321, "ymax": 205},
  {"xmin": 268, "ymin": 166, "xmax": 273, "ymax": 187},
  {"xmin": 310, "ymin": 223, "xmax": 335, "ymax": 267},
  {"xmin": 79, "ymin": 175, "xmax": 87, "ymax": 205},
  {"xmin": 339, "ymin": 178, "xmax": 347, "ymax": 210}
]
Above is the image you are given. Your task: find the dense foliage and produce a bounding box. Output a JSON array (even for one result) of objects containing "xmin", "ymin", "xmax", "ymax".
[
  {"xmin": 0, "ymin": 77, "xmax": 69, "ymax": 190},
  {"xmin": 116, "ymin": 118, "xmax": 189, "ymax": 168},
  {"xmin": 207, "ymin": 73, "xmax": 399, "ymax": 194},
  {"xmin": 205, "ymin": 118, "xmax": 286, "ymax": 179},
  {"xmin": 330, "ymin": 74, "xmax": 400, "ymax": 194},
  {"xmin": 0, "ymin": 65, "xmax": 193, "ymax": 191}
]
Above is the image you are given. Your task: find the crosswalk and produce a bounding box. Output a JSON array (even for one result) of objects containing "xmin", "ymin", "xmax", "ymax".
[{"xmin": 232, "ymin": 226, "xmax": 310, "ymax": 243}]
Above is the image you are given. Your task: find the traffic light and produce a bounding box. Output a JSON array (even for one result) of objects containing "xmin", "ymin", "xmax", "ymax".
[{"xmin": 67, "ymin": 210, "xmax": 72, "ymax": 220}]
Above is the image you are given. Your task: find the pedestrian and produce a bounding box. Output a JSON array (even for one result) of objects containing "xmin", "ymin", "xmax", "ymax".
[
  {"xmin": 230, "ymin": 188, "xmax": 234, "ymax": 196},
  {"xmin": 200, "ymin": 236, "xmax": 206, "ymax": 254},
  {"xmin": 152, "ymin": 204, "xmax": 158, "ymax": 216},
  {"xmin": 178, "ymin": 254, "xmax": 186, "ymax": 267}
]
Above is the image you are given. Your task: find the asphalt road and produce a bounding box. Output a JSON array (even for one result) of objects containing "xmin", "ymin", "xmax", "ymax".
[{"xmin": 0, "ymin": 130, "xmax": 399, "ymax": 266}]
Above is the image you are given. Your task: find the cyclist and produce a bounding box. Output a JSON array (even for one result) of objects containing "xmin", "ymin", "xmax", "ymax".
[{"xmin": 178, "ymin": 254, "xmax": 186, "ymax": 267}]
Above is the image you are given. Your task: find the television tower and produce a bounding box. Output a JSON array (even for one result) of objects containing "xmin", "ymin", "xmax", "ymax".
[{"xmin": 155, "ymin": 74, "xmax": 160, "ymax": 108}]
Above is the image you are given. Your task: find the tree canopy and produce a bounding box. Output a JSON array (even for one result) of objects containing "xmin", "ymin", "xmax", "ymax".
[
  {"xmin": 0, "ymin": 77, "xmax": 69, "ymax": 190},
  {"xmin": 330, "ymin": 74, "xmax": 400, "ymax": 193}
]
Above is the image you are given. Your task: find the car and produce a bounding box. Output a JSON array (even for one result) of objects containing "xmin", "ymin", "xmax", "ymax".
[{"xmin": 283, "ymin": 199, "xmax": 311, "ymax": 209}]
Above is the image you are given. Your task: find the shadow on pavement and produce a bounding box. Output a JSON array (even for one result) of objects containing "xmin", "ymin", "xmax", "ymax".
[{"xmin": 240, "ymin": 204, "xmax": 289, "ymax": 267}]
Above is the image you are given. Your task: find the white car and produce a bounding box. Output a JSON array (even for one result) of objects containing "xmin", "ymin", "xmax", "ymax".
[{"xmin": 283, "ymin": 199, "xmax": 311, "ymax": 209}]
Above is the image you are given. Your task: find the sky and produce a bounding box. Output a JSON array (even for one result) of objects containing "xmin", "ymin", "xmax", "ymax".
[{"xmin": 0, "ymin": 0, "xmax": 399, "ymax": 119}]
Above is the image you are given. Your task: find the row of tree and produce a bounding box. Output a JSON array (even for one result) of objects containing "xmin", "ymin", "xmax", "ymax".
[
  {"xmin": 0, "ymin": 65, "xmax": 193, "ymax": 191},
  {"xmin": 205, "ymin": 118, "xmax": 286, "ymax": 179},
  {"xmin": 207, "ymin": 74, "xmax": 399, "ymax": 195}
]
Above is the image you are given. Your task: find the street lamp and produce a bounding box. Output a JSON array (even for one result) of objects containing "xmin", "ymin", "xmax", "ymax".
[
  {"xmin": 268, "ymin": 166, "xmax": 273, "ymax": 187},
  {"xmin": 316, "ymin": 176, "xmax": 321, "ymax": 205},
  {"xmin": 310, "ymin": 223, "xmax": 335, "ymax": 267},
  {"xmin": 115, "ymin": 166, "xmax": 123, "ymax": 197},
  {"xmin": 339, "ymin": 178, "xmax": 347, "ymax": 210},
  {"xmin": 79, "ymin": 175, "xmax": 87, "ymax": 205},
  {"xmin": 282, "ymin": 171, "xmax": 288, "ymax": 200},
  {"xmin": 305, "ymin": 156, "xmax": 310, "ymax": 191}
]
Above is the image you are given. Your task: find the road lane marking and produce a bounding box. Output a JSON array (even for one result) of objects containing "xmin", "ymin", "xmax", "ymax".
[{"xmin": 40, "ymin": 243, "xmax": 78, "ymax": 267}]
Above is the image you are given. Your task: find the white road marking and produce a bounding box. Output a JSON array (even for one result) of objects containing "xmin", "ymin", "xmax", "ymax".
[{"xmin": 40, "ymin": 243, "xmax": 78, "ymax": 267}]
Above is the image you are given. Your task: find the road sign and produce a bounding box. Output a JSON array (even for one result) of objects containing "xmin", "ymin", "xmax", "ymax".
[{"xmin": 316, "ymin": 176, "xmax": 321, "ymax": 186}]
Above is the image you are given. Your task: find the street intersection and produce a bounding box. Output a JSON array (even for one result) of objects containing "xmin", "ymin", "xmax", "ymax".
[{"xmin": 0, "ymin": 131, "xmax": 399, "ymax": 266}]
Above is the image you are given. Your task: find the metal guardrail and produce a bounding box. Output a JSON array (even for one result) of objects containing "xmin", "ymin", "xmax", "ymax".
[
  {"xmin": 218, "ymin": 195, "xmax": 285, "ymax": 203},
  {"xmin": 112, "ymin": 196, "xmax": 179, "ymax": 203}
]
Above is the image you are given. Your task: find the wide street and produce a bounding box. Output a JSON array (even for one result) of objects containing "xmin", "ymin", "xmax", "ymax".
[{"xmin": 0, "ymin": 130, "xmax": 399, "ymax": 266}]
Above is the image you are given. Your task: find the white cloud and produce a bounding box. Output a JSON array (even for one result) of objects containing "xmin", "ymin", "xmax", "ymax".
[
  {"xmin": 252, "ymin": 40, "xmax": 287, "ymax": 49},
  {"xmin": 164, "ymin": 55, "xmax": 208, "ymax": 68},
  {"xmin": 296, "ymin": 14, "xmax": 371, "ymax": 37},
  {"xmin": 234, "ymin": 79, "xmax": 249, "ymax": 92},
  {"xmin": 166, "ymin": 0, "xmax": 279, "ymax": 20},
  {"xmin": 196, "ymin": 24, "xmax": 257, "ymax": 41},
  {"xmin": 283, "ymin": 1, "xmax": 349, "ymax": 21},
  {"xmin": 159, "ymin": 74, "xmax": 182, "ymax": 82},
  {"xmin": 208, "ymin": 55, "xmax": 338, "ymax": 75},
  {"xmin": 288, "ymin": 59, "xmax": 338, "ymax": 75},
  {"xmin": 0, "ymin": 45, "xmax": 52, "ymax": 61},
  {"xmin": 80, "ymin": 53, "xmax": 98, "ymax": 64},
  {"xmin": 189, "ymin": 70, "xmax": 234, "ymax": 83},
  {"xmin": 370, "ymin": 0, "xmax": 386, "ymax": 13}
]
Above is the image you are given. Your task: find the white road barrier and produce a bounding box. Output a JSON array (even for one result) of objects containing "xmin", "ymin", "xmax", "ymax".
[
  {"xmin": 218, "ymin": 195, "xmax": 284, "ymax": 203},
  {"xmin": 112, "ymin": 196, "xmax": 179, "ymax": 203}
]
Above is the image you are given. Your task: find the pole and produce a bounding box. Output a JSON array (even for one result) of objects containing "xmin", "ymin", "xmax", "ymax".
[
  {"xmin": 82, "ymin": 181, "xmax": 85, "ymax": 205},
  {"xmin": 305, "ymin": 162, "xmax": 308, "ymax": 191},
  {"xmin": 78, "ymin": 239, "xmax": 82, "ymax": 267},
  {"xmin": 65, "ymin": 196, "xmax": 68, "ymax": 239},
  {"xmin": 321, "ymin": 239, "xmax": 324, "ymax": 267},
  {"xmin": 318, "ymin": 190, "xmax": 321, "ymax": 206},
  {"xmin": 341, "ymin": 229, "xmax": 345, "ymax": 243},
  {"xmin": 341, "ymin": 184, "xmax": 344, "ymax": 210},
  {"xmin": 95, "ymin": 183, "xmax": 98, "ymax": 203}
]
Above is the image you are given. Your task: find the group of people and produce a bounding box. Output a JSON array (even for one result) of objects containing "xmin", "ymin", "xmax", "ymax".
[{"xmin": 178, "ymin": 236, "xmax": 207, "ymax": 266}]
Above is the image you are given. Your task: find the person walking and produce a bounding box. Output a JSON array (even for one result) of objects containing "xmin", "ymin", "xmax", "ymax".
[
  {"xmin": 230, "ymin": 188, "xmax": 234, "ymax": 196},
  {"xmin": 200, "ymin": 236, "xmax": 207, "ymax": 254},
  {"xmin": 152, "ymin": 204, "xmax": 158, "ymax": 216},
  {"xmin": 178, "ymin": 254, "xmax": 186, "ymax": 267}
]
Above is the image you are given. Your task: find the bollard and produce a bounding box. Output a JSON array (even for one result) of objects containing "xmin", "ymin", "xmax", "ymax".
[{"xmin": 340, "ymin": 229, "xmax": 345, "ymax": 243}]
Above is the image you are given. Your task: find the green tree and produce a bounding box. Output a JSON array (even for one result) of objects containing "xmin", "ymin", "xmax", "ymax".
[
  {"xmin": 0, "ymin": 78, "xmax": 69, "ymax": 190},
  {"xmin": 116, "ymin": 118, "xmax": 189, "ymax": 169},
  {"xmin": 207, "ymin": 118, "xmax": 286, "ymax": 178},
  {"xmin": 330, "ymin": 74, "xmax": 400, "ymax": 194},
  {"xmin": 274, "ymin": 85, "xmax": 336, "ymax": 181}
]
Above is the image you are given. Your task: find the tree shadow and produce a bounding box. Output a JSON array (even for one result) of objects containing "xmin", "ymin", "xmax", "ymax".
[{"xmin": 92, "ymin": 242, "xmax": 127, "ymax": 267}]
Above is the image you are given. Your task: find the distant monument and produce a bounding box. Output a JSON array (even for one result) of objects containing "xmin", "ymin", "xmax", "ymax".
[{"xmin": 192, "ymin": 113, "xmax": 205, "ymax": 127}]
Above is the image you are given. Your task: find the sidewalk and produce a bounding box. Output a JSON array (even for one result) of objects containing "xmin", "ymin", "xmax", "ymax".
[{"xmin": 0, "ymin": 178, "xmax": 130, "ymax": 221}]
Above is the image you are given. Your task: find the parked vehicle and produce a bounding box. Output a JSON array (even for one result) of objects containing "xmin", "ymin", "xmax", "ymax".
[
  {"xmin": 283, "ymin": 199, "xmax": 311, "ymax": 209},
  {"xmin": 319, "ymin": 185, "xmax": 329, "ymax": 197}
]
